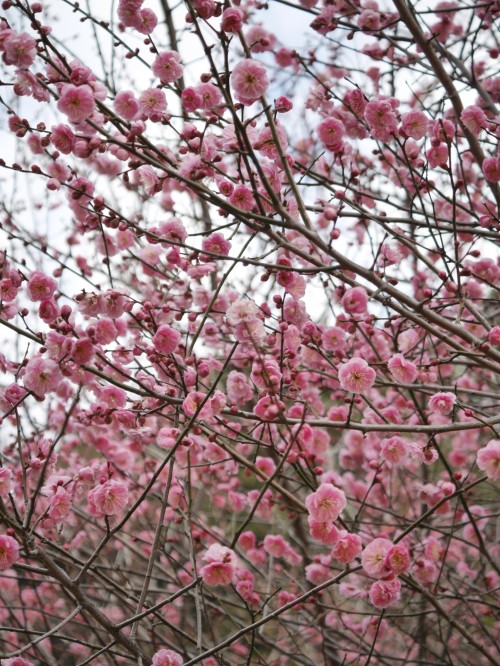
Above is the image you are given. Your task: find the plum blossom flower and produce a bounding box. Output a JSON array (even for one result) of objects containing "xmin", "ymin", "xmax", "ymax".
[
  {"xmin": 428, "ymin": 391, "xmax": 456, "ymax": 415},
  {"xmin": 0, "ymin": 534, "xmax": 20, "ymax": 570},
  {"xmin": 385, "ymin": 544, "xmax": 411, "ymax": 575},
  {"xmin": 221, "ymin": 7, "xmax": 243, "ymax": 33},
  {"xmin": 114, "ymin": 90, "xmax": 139, "ymax": 120},
  {"xmin": 151, "ymin": 649, "xmax": 183, "ymax": 666},
  {"xmin": 342, "ymin": 287, "xmax": 368, "ymax": 315},
  {"xmin": 317, "ymin": 117, "xmax": 345, "ymax": 152},
  {"xmin": 3, "ymin": 31, "xmax": 37, "ymax": 68},
  {"xmin": 23, "ymin": 356, "xmax": 62, "ymax": 398},
  {"xmin": 387, "ymin": 353, "xmax": 418, "ymax": 383},
  {"xmin": 338, "ymin": 358, "xmax": 376, "ymax": 394},
  {"xmin": 308, "ymin": 517, "xmax": 340, "ymax": 545},
  {"xmin": 305, "ymin": 483, "xmax": 346, "ymax": 522},
  {"xmin": 231, "ymin": 59, "xmax": 269, "ymax": 104},
  {"xmin": 461, "ymin": 105, "xmax": 487, "ymax": 136},
  {"xmin": 361, "ymin": 538, "xmax": 393, "ymax": 578},
  {"xmin": 57, "ymin": 84, "xmax": 95, "ymax": 123},
  {"xmin": 200, "ymin": 544, "xmax": 237, "ymax": 587},
  {"xmin": 331, "ymin": 531, "xmax": 362, "ymax": 564},
  {"xmin": 401, "ymin": 110, "xmax": 429, "ymax": 140},
  {"xmin": 381, "ymin": 436, "xmax": 408, "ymax": 465},
  {"xmin": 476, "ymin": 440, "xmax": 500, "ymax": 481},
  {"xmin": 88, "ymin": 480, "xmax": 128, "ymax": 517},
  {"xmin": 0, "ymin": 468, "xmax": 13, "ymax": 496},
  {"xmin": 153, "ymin": 324, "xmax": 181, "ymax": 354},
  {"xmin": 138, "ymin": 88, "xmax": 167, "ymax": 119},
  {"xmin": 152, "ymin": 51, "xmax": 183, "ymax": 84},
  {"xmin": 369, "ymin": 578, "xmax": 401, "ymax": 608},
  {"xmin": 28, "ymin": 271, "xmax": 58, "ymax": 302},
  {"xmin": 482, "ymin": 156, "xmax": 500, "ymax": 182}
]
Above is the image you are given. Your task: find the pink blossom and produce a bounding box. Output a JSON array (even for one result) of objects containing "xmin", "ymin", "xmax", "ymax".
[
  {"xmin": 369, "ymin": 578, "xmax": 401, "ymax": 608},
  {"xmin": 228, "ymin": 184, "xmax": 256, "ymax": 211},
  {"xmin": 381, "ymin": 436, "xmax": 408, "ymax": 465},
  {"xmin": 401, "ymin": 110, "xmax": 429, "ymax": 140},
  {"xmin": 57, "ymin": 84, "xmax": 95, "ymax": 123},
  {"xmin": 153, "ymin": 325, "xmax": 181, "ymax": 354},
  {"xmin": 3, "ymin": 31, "xmax": 37, "ymax": 68},
  {"xmin": 338, "ymin": 357, "xmax": 376, "ymax": 394},
  {"xmin": 196, "ymin": 82, "xmax": 222, "ymax": 110},
  {"xmin": 361, "ymin": 538, "xmax": 393, "ymax": 578},
  {"xmin": 0, "ymin": 468, "xmax": 13, "ymax": 496},
  {"xmin": 461, "ymin": 105, "xmax": 487, "ymax": 136},
  {"xmin": 48, "ymin": 486, "xmax": 72, "ymax": 520},
  {"xmin": 134, "ymin": 8, "xmax": 158, "ymax": 34},
  {"xmin": 322, "ymin": 326, "xmax": 347, "ymax": 352},
  {"xmin": 181, "ymin": 86, "xmax": 202, "ymax": 112},
  {"xmin": 482, "ymin": 156, "xmax": 500, "ymax": 182},
  {"xmin": 342, "ymin": 287, "xmax": 368, "ymax": 315},
  {"xmin": 427, "ymin": 142, "xmax": 449, "ymax": 168},
  {"xmin": 387, "ymin": 353, "xmax": 418, "ymax": 383},
  {"xmin": 385, "ymin": 544, "xmax": 411, "ymax": 575},
  {"xmin": 317, "ymin": 117, "xmax": 345, "ymax": 152},
  {"xmin": 200, "ymin": 544, "xmax": 237, "ymax": 587},
  {"xmin": 0, "ymin": 534, "xmax": 20, "ymax": 570},
  {"xmin": 221, "ymin": 7, "xmax": 243, "ymax": 33},
  {"xmin": 476, "ymin": 440, "xmax": 500, "ymax": 481},
  {"xmin": 182, "ymin": 391, "xmax": 212, "ymax": 419},
  {"xmin": 151, "ymin": 649, "xmax": 183, "ymax": 666},
  {"xmin": 152, "ymin": 51, "xmax": 183, "ymax": 84},
  {"xmin": 331, "ymin": 531, "xmax": 362, "ymax": 564},
  {"xmin": 226, "ymin": 371, "xmax": 253, "ymax": 403},
  {"xmin": 88, "ymin": 480, "xmax": 129, "ymax": 517},
  {"xmin": 138, "ymin": 88, "xmax": 167, "ymax": 119},
  {"xmin": 488, "ymin": 326, "xmax": 500, "ymax": 345},
  {"xmin": 231, "ymin": 59, "xmax": 269, "ymax": 104},
  {"xmin": 305, "ymin": 483, "xmax": 346, "ymax": 522},
  {"xmin": 51, "ymin": 124, "xmax": 76, "ymax": 154},
  {"xmin": 364, "ymin": 98, "xmax": 398, "ymax": 141},
  {"xmin": 114, "ymin": 90, "xmax": 139, "ymax": 120},
  {"xmin": 308, "ymin": 518, "xmax": 340, "ymax": 545},
  {"xmin": 28, "ymin": 271, "xmax": 58, "ymax": 302},
  {"xmin": 202, "ymin": 232, "xmax": 231, "ymax": 258},
  {"xmin": 23, "ymin": 357, "xmax": 62, "ymax": 398},
  {"xmin": 428, "ymin": 391, "xmax": 456, "ymax": 415}
]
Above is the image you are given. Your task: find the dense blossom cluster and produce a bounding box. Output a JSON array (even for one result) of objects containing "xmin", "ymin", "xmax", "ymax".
[{"xmin": 0, "ymin": 0, "xmax": 499, "ymax": 664}]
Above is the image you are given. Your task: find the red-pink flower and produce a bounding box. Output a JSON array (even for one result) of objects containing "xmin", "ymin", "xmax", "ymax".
[
  {"xmin": 361, "ymin": 538, "xmax": 393, "ymax": 578},
  {"xmin": 338, "ymin": 358, "xmax": 376, "ymax": 394},
  {"xmin": 151, "ymin": 649, "xmax": 183, "ymax": 666},
  {"xmin": 322, "ymin": 326, "xmax": 347, "ymax": 352},
  {"xmin": 114, "ymin": 90, "xmax": 139, "ymax": 120},
  {"xmin": 0, "ymin": 468, "xmax": 13, "ymax": 496},
  {"xmin": 342, "ymin": 287, "xmax": 368, "ymax": 315},
  {"xmin": 221, "ymin": 7, "xmax": 243, "ymax": 33},
  {"xmin": 228, "ymin": 184, "xmax": 256, "ymax": 211},
  {"xmin": 308, "ymin": 517, "xmax": 340, "ymax": 545},
  {"xmin": 152, "ymin": 51, "xmax": 183, "ymax": 84},
  {"xmin": 153, "ymin": 324, "xmax": 181, "ymax": 354},
  {"xmin": 3, "ymin": 31, "xmax": 37, "ymax": 68},
  {"xmin": 28, "ymin": 271, "xmax": 58, "ymax": 302},
  {"xmin": 138, "ymin": 88, "xmax": 167, "ymax": 119},
  {"xmin": 305, "ymin": 483, "xmax": 346, "ymax": 522},
  {"xmin": 428, "ymin": 391, "xmax": 456, "ymax": 415},
  {"xmin": 369, "ymin": 578, "xmax": 401, "ymax": 608},
  {"xmin": 23, "ymin": 356, "xmax": 62, "ymax": 398},
  {"xmin": 0, "ymin": 534, "xmax": 20, "ymax": 570},
  {"xmin": 482, "ymin": 156, "xmax": 500, "ymax": 182},
  {"xmin": 461, "ymin": 105, "xmax": 487, "ymax": 136},
  {"xmin": 385, "ymin": 544, "xmax": 411, "ymax": 575},
  {"xmin": 381, "ymin": 436, "xmax": 408, "ymax": 465},
  {"xmin": 200, "ymin": 544, "xmax": 237, "ymax": 587},
  {"xmin": 88, "ymin": 480, "xmax": 129, "ymax": 517},
  {"xmin": 201, "ymin": 232, "xmax": 231, "ymax": 258},
  {"xmin": 476, "ymin": 440, "xmax": 500, "ymax": 481},
  {"xmin": 317, "ymin": 117, "xmax": 345, "ymax": 152},
  {"xmin": 401, "ymin": 110, "xmax": 429, "ymax": 140},
  {"xmin": 387, "ymin": 353, "xmax": 418, "ymax": 383},
  {"xmin": 57, "ymin": 84, "xmax": 95, "ymax": 123},
  {"xmin": 331, "ymin": 531, "xmax": 362, "ymax": 564},
  {"xmin": 51, "ymin": 124, "xmax": 76, "ymax": 154},
  {"xmin": 231, "ymin": 59, "xmax": 269, "ymax": 104}
]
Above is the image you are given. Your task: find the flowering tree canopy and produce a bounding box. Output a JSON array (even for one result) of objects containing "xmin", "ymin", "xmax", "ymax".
[{"xmin": 0, "ymin": 0, "xmax": 499, "ymax": 664}]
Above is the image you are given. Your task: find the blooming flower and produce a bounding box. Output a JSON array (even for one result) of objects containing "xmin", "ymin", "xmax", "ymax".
[
  {"xmin": 428, "ymin": 392, "xmax": 456, "ymax": 415},
  {"xmin": 338, "ymin": 358, "xmax": 376, "ymax": 394},
  {"xmin": 231, "ymin": 59, "xmax": 269, "ymax": 104},
  {"xmin": 387, "ymin": 353, "xmax": 418, "ymax": 383},
  {"xmin": 305, "ymin": 483, "xmax": 346, "ymax": 522},
  {"xmin": 317, "ymin": 117, "xmax": 345, "ymax": 152},
  {"xmin": 200, "ymin": 544, "xmax": 237, "ymax": 587},
  {"xmin": 361, "ymin": 538, "xmax": 393, "ymax": 578},
  {"xmin": 23, "ymin": 356, "xmax": 62, "ymax": 398},
  {"xmin": 138, "ymin": 88, "xmax": 167, "ymax": 119},
  {"xmin": 57, "ymin": 84, "xmax": 95, "ymax": 123},
  {"xmin": 0, "ymin": 534, "xmax": 20, "ymax": 570},
  {"xmin": 331, "ymin": 531, "xmax": 362, "ymax": 563},
  {"xmin": 88, "ymin": 480, "xmax": 129, "ymax": 517},
  {"xmin": 152, "ymin": 51, "xmax": 183, "ymax": 84},
  {"xmin": 151, "ymin": 649, "xmax": 183, "ymax": 666},
  {"xmin": 476, "ymin": 440, "xmax": 500, "ymax": 481},
  {"xmin": 369, "ymin": 578, "xmax": 401, "ymax": 608},
  {"xmin": 401, "ymin": 110, "xmax": 429, "ymax": 140},
  {"xmin": 153, "ymin": 324, "xmax": 181, "ymax": 354},
  {"xmin": 28, "ymin": 271, "xmax": 58, "ymax": 302}
]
